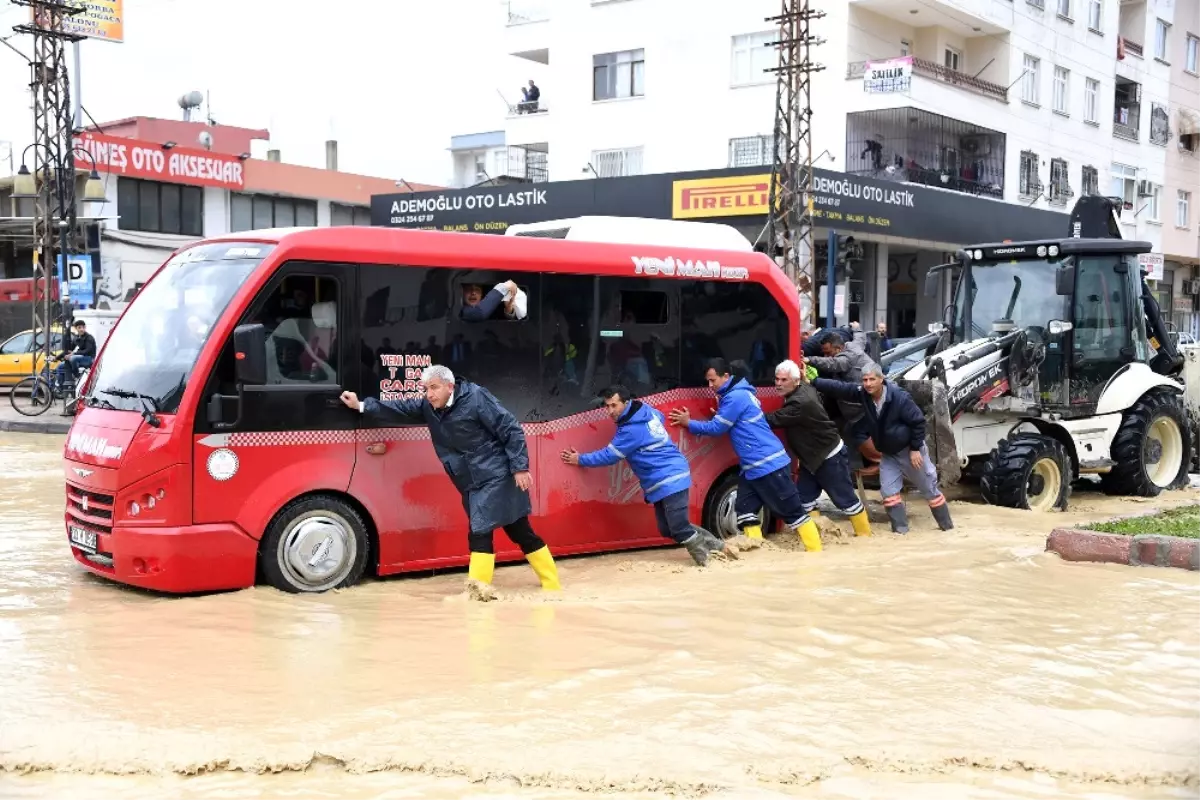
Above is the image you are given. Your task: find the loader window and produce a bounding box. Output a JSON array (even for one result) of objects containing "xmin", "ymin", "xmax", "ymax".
[
  {"xmin": 953, "ymin": 260, "xmax": 1066, "ymax": 341},
  {"xmin": 1069, "ymin": 255, "xmax": 1140, "ymax": 407}
]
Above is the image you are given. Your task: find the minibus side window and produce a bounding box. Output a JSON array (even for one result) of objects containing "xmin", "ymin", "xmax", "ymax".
[
  {"xmin": 679, "ymin": 282, "xmax": 786, "ymax": 387},
  {"xmin": 257, "ymin": 276, "xmax": 340, "ymax": 386}
]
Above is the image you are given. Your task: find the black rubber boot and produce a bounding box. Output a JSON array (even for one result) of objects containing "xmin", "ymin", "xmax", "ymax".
[
  {"xmin": 682, "ymin": 527, "xmax": 734, "ymax": 566},
  {"xmin": 930, "ymin": 501, "xmax": 955, "ymax": 531},
  {"xmin": 886, "ymin": 503, "xmax": 909, "ymax": 534}
]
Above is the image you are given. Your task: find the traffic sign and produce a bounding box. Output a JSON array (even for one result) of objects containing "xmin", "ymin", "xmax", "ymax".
[{"xmin": 56, "ymin": 254, "xmax": 95, "ymax": 307}]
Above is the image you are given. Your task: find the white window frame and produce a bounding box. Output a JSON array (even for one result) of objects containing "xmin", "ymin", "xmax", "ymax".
[
  {"xmin": 1088, "ymin": 0, "xmax": 1102, "ymax": 31},
  {"xmin": 1082, "ymin": 165, "xmax": 1099, "ymax": 196},
  {"xmin": 944, "ymin": 47, "xmax": 961, "ymax": 72},
  {"xmin": 1084, "ymin": 77, "xmax": 1099, "ymax": 123},
  {"xmin": 1147, "ymin": 184, "xmax": 1162, "ymax": 222},
  {"xmin": 1052, "ymin": 66, "xmax": 1070, "ymax": 114},
  {"xmin": 731, "ymin": 31, "xmax": 775, "ymax": 87},
  {"xmin": 1178, "ymin": 190, "xmax": 1192, "ymax": 228},
  {"xmin": 728, "ymin": 135, "xmax": 774, "ymax": 168},
  {"xmin": 1186, "ymin": 34, "xmax": 1199, "ymax": 74},
  {"xmin": 592, "ymin": 147, "xmax": 644, "ymax": 178},
  {"xmin": 1057, "ymin": 0, "xmax": 1071, "ymax": 19},
  {"xmin": 1110, "ymin": 163, "xmax": 1137, "ymax": 209},
  {"xmin": 1022, "ymin": 54, "xmax": 1041, "ymax": 105},
  {"xmin": 1154, "ymin": 19, "xmax": 1170, "ymax": 61},
  {"xmin": 593, "ymin": 49, "xmax": 646, "ymax": 101},
  {"xmin": 1019, "ymin": 151, "xmax": 1041, "ymax": 197}
]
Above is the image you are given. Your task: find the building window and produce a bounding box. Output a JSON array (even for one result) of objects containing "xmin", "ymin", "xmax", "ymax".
[
  {"xmin": 474, "ymin": 153, "xmax": 487, "ymax": 181},
  {"xmin": 1022, "ymin": 54, "xmax": 1040, "ymax": 105},
  {"xmin": 729, "ymin": 135, "xmax": 774, "ymax": 167},
  {"xmin": 1052, "ymin": 66, "xmax": 1070, "ymax": 114},
  {"xmin": 1149, "ymin": 103, "xmax": 1171, "ymax": 146},
  {"xmin": 1154, "ymin": 19, "xmax": 1170, "ymax": 61},
  {"xmin": 1186, "ymin": 34, "xmax": 1198, "ymax": 74},
  {"xmin": 731, "ymin": 32, "xmax": 775, "ymax": 87},
  {"xmin": 229, "ymin": 193, "xmax": 317, "ymax": 232},
  {"xmin": 944, "ymin": 47, "xmax": 961, "ymax": 72},
  {"xmin": 1110, "ymin": 163, "xmax": 1137, "ymax": 210},
  {"xmin": 1082, "ymin": 165, "xmax": 1099, "ymax": 195},
  {"xmin": 116, "ymin": 177, "xmax": 203, "ymax": 236},
  {"xmin": 1019, "ymin": 150, "xmax": 1041, "ymax": 197},
  {"xmin": 1147, "ymin": 184, "xmax": 1162, "ymax": 222},
  {"xmin": 592, "ymin": 147, "xmax": 644, "ymax": 177},
  {"xmin": 1028, "ymin": 0, "xmax": 1045, "ymax": 10},
  {"xmin": 593, "ymin": 49, "xmax": 645, "ymax": 100},
  {"xmin": 1057, "ymin": 0, "xmax": 1071, "ymax": 18},
  {"xmin": 1049, "ymin": 158, "xmax": 1072, "ymax": 204},
  {"xmin": 330, "ymin": 203, "xmax": 371, "ymax": 227},
  {"xmin": 1087, "ymin": 0, "xmax": 1101, "ymax": 30},
  {"xmin": 1178, "ymin": 190, "xmax": 1192, "ymax": 228},
  {"xmin": 1084, "ymin": 77, "xmax": 1099, "ymax": 123}
]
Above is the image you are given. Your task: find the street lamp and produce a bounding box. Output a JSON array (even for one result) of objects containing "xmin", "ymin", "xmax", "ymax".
[{"xmin": 10, "ymin": 142, "xmax": 106, "ymax": 201}]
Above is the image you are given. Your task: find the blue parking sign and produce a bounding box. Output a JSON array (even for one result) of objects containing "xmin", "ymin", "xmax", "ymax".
[{"xmin": 56, "ymin": 254, "xmax": 95, "ymax": 307}]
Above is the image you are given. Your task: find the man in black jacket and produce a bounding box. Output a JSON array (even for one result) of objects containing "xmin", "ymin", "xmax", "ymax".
[
  {"xmin": 339, "ymin": 364, "xmax": 561, "ymax": 597},
  {"xmin": 56, "ymin": 319, "xmax": 96, "ymax": 386},
  {"xmin": 813, "ymin": 364, "xmax": 954, "ymax": 534},
  {"xmin": 765, "ymin": 360, "xmax": 872, "ymax": 537}
]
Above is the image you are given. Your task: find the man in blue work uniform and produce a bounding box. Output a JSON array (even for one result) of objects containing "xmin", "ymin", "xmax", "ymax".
[
  {"xmin": 560, "ymin": 385, "xmax": 733, "ymax": 566},
  {"xmin": 667, "ymin": 358, "xmax": 823, "ymax": 552}
]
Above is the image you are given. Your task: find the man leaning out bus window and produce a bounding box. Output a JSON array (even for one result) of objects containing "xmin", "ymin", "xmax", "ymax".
[
  {"xmin": 560, "ymin": 385, "xmax": 735, "ymax": 567},
  {"xmin": 339, "ymin": 365, "xmax": 560, "ymax": 599},
  {"xmin": 460, "ymin": 279, "xmax": 527, "ymax": 322}
]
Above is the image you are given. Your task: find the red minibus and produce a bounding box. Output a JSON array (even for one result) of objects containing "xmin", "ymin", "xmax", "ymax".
[{"xmin": 61, "ymin": 226, "xmax": 800, "ymax": 593}]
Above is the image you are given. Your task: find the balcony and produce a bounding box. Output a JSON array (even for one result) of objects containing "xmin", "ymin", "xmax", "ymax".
[
  {"xmin": 1113, "ymin": 77, "xmax": 1141, "ymax": 141},
  {"xmin": 847, "ymin": 58, "xmax": 1008, "ymax": 103},
  {"xmin": 506, "ymin": 1, "xmax": 548, "ymax": 25},
  {"xmin": 845, "ymin": 107, "xmax": 1006, "ymax": 198},
  {"xmin": 505, "ymin": 1, "xmax": 550, "ymax": 64},
  {"xmin": 848, "ymin": 0, "xmax": 1012, "ymax": 35},
  {"xmin": 499, "ymin": 144, "xmax": 549, "ymax": 183}
]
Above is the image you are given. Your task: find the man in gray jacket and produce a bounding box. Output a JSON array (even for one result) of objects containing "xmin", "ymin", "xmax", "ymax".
[{"xmin": 808, "ymin": 332, "xmax": 882, "ymax": 467}]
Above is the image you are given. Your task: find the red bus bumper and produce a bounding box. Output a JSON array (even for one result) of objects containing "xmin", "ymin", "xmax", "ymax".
[{"xmin": 67, "ymin": 516, "xmax": 259, "ymax": 594}]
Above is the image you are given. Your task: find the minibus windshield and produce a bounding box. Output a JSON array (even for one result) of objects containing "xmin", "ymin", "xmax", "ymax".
[{"xmin": 83, "ymin": 242, "xmax": 274, "ymax": 414}]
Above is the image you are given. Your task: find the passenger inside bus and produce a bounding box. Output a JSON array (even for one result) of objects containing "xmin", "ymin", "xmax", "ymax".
[
  {"xmin": 261, "ymin": 276, "xmax": 338, "ymax": 384},
  {"xmin": 460, "ymin": 279, "xmax": 525, "ymax": 322}
]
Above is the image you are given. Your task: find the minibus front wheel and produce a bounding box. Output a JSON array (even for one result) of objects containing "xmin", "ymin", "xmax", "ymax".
[{"xmin": 260, "ymin": 494, "xmax": 370, "ymax": 593}]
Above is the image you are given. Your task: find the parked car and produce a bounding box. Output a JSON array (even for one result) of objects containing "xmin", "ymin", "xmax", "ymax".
[{"xmin": 0, "ymin": 327, "xmax": 64, "ymax": 386}]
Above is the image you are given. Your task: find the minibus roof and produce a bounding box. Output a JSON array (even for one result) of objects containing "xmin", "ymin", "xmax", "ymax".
[{"xmin": 505, "ymin": 216, "xmax": 754, "ymax": 251}]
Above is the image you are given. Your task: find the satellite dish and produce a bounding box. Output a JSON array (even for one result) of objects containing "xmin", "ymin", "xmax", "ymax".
[
  {"xmin": 198, "ymin": 131, "xmax": 213, "ymax": 150},
  {"xmin": 178, "ymin": 91, "xmax": 203, "ymax": 110}
]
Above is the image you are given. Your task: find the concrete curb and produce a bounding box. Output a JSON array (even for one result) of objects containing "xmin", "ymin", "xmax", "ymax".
[
  {"xmin": 0, "ymin": 416, "xmax": 72, "ymax": 435},
  {"xmin": 1047, "ymin": 527, "xmax": 1200, "ymax": 572}
]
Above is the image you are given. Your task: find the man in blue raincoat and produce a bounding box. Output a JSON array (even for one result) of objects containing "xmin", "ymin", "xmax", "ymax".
[
  {"xmin": 668, "ymin": 357, "xmax": 823, "ymax": 552},
  {"xmin": 339, "ymin": 365, "xmax": 561, "ymax": 594},
  {"xmin": 560, "ymin": 385, "xmax": 734, "ymax": 566}
]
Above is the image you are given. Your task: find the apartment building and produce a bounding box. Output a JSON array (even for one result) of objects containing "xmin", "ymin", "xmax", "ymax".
[{"xmin": 380, "ymin": 0, "xmax": 1197, "ymax": 334}]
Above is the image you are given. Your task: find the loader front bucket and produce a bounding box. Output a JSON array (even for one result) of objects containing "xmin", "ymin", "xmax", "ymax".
[{"xmin": 894, "ymin": 378, "xmax": 962, "ymax": 486}]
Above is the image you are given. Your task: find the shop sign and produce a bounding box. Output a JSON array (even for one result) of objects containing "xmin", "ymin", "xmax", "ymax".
[
  {"xmin": 672, "ymin": 175, "xmax": 771, "ymax": 219},
  {"xmin": 75, "ymin": 132, "xmax": 245, "ymax": 190},
  {"xmin": 1174, "ymin": 295, "xmax": 1194, "ymax": 313},
  {"xmin": 29, "ymin": 0, "xmax": 123, "ymax": 43},
  {"xmin": 864, "ymin": 57, "xmax": 912, "ymax": 94},
  {"xmin": 1138, "ymin": 252, "xmax": 1165, "ymax": 282}
]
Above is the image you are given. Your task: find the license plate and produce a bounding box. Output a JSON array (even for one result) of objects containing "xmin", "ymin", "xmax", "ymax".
[{"xmin": 69, "ymin": 525, "xmax": 97, "ymax": 553}]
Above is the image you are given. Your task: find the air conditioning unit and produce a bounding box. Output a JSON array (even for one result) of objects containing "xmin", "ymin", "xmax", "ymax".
[{"xmin": 1136, "ymin": 179, "xmax": 1154, "ymax": 197}]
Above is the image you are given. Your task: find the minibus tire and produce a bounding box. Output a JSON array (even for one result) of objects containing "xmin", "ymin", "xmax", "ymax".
[
  {"xmin": 703, "ymin": 472, "xmax": 772, "ymax": 541},
  {"xmin": 260, "ymin": 495, "xmax": 370, "ymax": 594}
]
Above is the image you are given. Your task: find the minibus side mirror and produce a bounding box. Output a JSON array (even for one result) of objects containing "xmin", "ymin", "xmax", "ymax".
[
  {"xmin": 1055, "ymin": 264, "xmax": 1075, "ymax": 296},
  {"xmin": 233, "ymin": 324, "xmax": 267, "ymax": 385}
]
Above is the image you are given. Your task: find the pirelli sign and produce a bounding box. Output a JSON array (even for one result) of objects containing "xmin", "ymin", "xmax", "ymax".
[{"xmin": 672, "ymin": 174, "xmax": 773, "ymax": 219}]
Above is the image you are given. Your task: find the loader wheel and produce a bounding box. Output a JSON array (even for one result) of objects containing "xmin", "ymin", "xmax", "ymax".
[
  {"xmin": 979, "ymin": 433, "xmax": 1071, "ymax": 512},
  {"xmin": 1101, "ymin": 391, "xmax": 1191, "ymax": 497}
]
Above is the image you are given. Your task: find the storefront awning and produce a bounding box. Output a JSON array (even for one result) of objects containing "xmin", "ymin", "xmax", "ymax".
[{"xmin": 1178, "ymin": 108, "xmax": 1199, "ymax": 137}]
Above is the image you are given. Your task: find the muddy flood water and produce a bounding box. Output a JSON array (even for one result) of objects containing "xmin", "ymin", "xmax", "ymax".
[{"xmin": 1, "ymin": 432, "xmax": 1198, "ymax": 800}]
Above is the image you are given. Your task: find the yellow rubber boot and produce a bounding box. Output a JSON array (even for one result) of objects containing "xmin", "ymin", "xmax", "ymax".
[
  {"xmin": 468, "ymin": 552, "xmax": 495, "ymax": 584},
  {"xmin": 525, "ymin": 546, "xmax": 562, "ymax": 591},
  {"xmin": 808, "ymin": 508, "xmax": 821, "ymax": 519},
  {"xmin": 742, "ymin": 524, "xmax": 764, "ymax": 540},
  {"xmin": 849, "ymin": 510, "xmax": 872, "ymax": 537},
  {"xmin": 795, "ymin": 518, "xmax": 823, "ymax": 552}
]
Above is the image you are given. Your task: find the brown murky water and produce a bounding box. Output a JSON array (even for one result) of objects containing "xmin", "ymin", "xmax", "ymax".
[{"xmin": 1, "ymin": 432, "xmax": 1198, "ymax": 800}]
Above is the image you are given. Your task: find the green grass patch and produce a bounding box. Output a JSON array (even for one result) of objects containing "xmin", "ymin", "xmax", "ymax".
[{"xmin": 1090, "ymin": 505, "xmax": 1200, "ymax": 539}]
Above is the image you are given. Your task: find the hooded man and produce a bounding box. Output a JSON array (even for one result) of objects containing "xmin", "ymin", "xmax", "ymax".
[
  {"xmin": 340, "ymin": 365, "xmax": 561, "ymax": 595},
  {"xmin": 667, "ymin": 358, "xmax": 823, "ymax": 552},
  {"xmin": 765, "ymin": 359, "xmax": 872, "ymax": 537},
  {"xmin": 813, "ymin": 364, "xmax": 955, "ymax": 534},
  {"xmin": 561, "ymin": 385, "xmax": 733, "ymax": 566}
]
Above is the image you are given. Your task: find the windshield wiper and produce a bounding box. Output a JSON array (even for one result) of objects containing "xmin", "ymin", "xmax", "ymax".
[{"xmin": 101, "ymin": 387, "xmax": 163, "ymax": 428}]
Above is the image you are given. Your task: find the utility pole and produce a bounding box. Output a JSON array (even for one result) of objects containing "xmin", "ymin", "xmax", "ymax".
[
  {"xmin": 766, "ymin": 0, "xmax": 825, "ymax": 328},
  {"xmin": 11, "ymin": 0, "xmax": 83, "ymax": 378}
]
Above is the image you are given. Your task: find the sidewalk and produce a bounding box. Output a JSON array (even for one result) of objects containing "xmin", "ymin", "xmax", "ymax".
[{"xmin": 0, "ymin": 390, "xmax": 73, "ymax": 435}]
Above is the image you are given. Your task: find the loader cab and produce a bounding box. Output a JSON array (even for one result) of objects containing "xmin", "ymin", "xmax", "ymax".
[{"xmin": 945, "ymin": 239, "xmax": 1154, "ymax": 415}]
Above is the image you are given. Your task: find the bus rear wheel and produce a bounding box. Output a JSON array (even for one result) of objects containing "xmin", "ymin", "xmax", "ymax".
[
  {"xmin": 704, "ymin": 472, "xmax": 772, "ymax": 541},
  {"xmin": 260, "ymin": 495, "xmax": 369, "ymax": 593}
]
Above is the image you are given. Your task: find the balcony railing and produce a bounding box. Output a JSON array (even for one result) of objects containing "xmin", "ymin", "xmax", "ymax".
[
  {"xmin": 1114, "ymin": 104, "xmax": 1140, "ymax": 141},
  {"xmin": 506, "ymin": 102, "xmax": 549, "ymax": 117},
  {"xmin": 506, "ymin": 2, "xmax": 549, "ymax": 25},
  {"xmin": 1123, "ymin": 39, "xmax": 1144, "ymax": 57},
  {"xmin": 847, "ymin": 58, "xmax": 1008, "ymax": 102}
]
